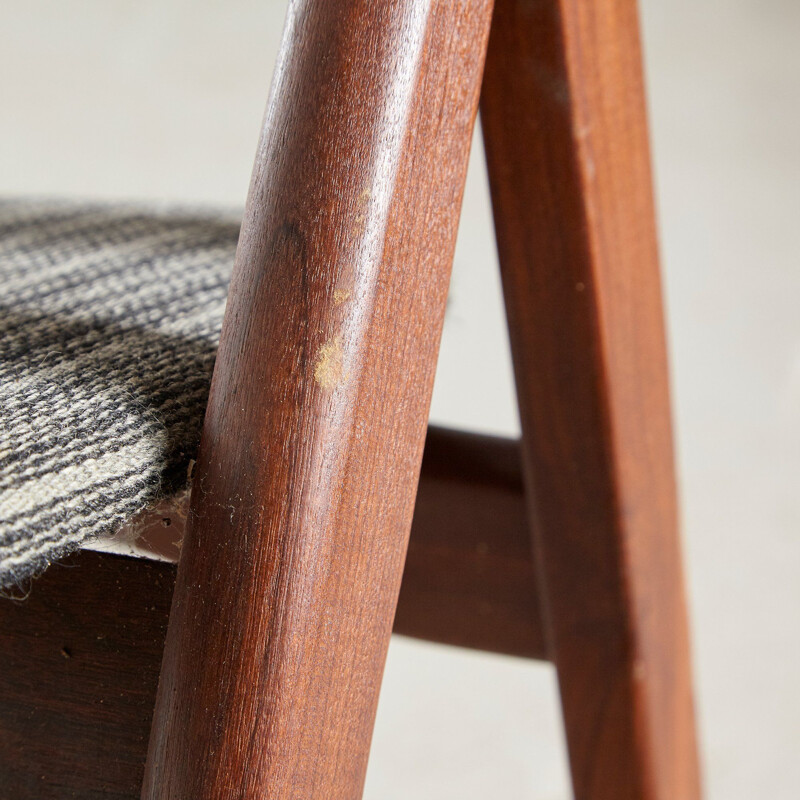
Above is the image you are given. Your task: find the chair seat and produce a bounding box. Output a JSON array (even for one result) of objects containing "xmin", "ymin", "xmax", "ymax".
[{"xmin": 0, "ymin": 199, "xmax": 240, "ymax": 588}]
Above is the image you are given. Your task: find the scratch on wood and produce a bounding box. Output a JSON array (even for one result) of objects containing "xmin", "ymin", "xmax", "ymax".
[
  {"xmin": 351, "ymin": 187, "xmax": 372, "ymax": 236},
  {"xmin": 314, "ymin": 335, "xmax": 344, "ymax": 390}
]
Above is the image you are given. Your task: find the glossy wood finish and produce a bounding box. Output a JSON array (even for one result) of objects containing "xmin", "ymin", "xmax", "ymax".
[
  {"xmin": 142, "ymin": 1, "xmax": 495, "ymax": 797},
  {"xmin": 0, "ymin": 426, "xmax": 541, "ymax": 797},
  {"xmin": 481, "ymin": 1, "xmax": 701, "ymax": 799},
  {"xmin": 0, "ymin": 0, "xmax": 702, "ymax": 796},
  {"xmin": 0, "ymin": 428, "xmax": 542, "ymax": 799},
  {"xmin": 0, "ymin": 428, "xmax": 538, "ymax": 797},
  {"xmin": 120, "ymin": 427, "xmax": 546, "ymax": 660},
  {"xmin": 116, "ymin": 425, "xmax": 546, "ymax": 660}
]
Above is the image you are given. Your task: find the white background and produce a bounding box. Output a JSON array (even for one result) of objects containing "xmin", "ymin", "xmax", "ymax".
[{"xmin": 2, "ymin": 1, "xmax": 798, "ymax": 797}]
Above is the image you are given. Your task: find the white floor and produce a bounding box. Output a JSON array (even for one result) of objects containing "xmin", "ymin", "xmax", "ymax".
[{"xmin": 2, "ymin": 1, "xmax": 798, "ymax": 797}]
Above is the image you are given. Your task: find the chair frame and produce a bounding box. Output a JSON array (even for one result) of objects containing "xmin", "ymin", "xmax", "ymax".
[{"xmin": 0, "ymin": 1, "xmax": 702, "ymax": 798}]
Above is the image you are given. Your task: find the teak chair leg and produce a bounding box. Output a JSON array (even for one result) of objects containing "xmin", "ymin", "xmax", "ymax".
[
  {"xmin": 141, "ymin": 1, "xmax": 494, "ymax": 798},
  {"xmin": 481, "ymin": 1, "xmax": 701, "ymax": 799}
]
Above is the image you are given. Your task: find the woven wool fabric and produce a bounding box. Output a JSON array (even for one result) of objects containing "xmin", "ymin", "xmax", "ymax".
[{"xmin": 0, "ymin": 199, "xmax": 240, "ymax": 589}]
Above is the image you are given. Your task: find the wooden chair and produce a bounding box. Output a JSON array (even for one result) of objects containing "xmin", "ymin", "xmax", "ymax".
[{"xmin": 0, "ymin": 0, "xmax": 701, "ymax": 797}]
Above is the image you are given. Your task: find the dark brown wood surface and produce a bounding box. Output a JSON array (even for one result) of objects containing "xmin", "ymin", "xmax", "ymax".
[
  {"xmin": 125, "ymin": 426, "xmax": 546, "ymax": 660},
  {"xmin": 142, "ymin": 2, "xmax": 496, "ymax": 798},
  {"xmin": 1, "ymin": 1, "xmax": 703, "ymax": 796},
  {"xmin": 396, "ymin": 427, "xmax": 545, "ymax": 659},
  {"xmin": 481, "ymin": 1, "xmax": 702, "ymax": 799},
  {"xmin": 0, "ymin": 552, "xmax": 175, "ymax": 800},
  {"xmin": 121, "ymin": 425, "xmax": 546, "ymax": 661},
  {"xmin": 0, "ymin": 428, "xmax": 541, "ymax": 799}
]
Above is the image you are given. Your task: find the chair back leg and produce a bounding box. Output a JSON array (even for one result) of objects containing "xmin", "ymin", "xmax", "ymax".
[{"xmin": 481, "ymin": 1, "xmax": 702, "ymax": 798}]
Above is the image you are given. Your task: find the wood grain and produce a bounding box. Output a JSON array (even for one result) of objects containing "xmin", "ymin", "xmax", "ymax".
[
  {"xmin": 480, "ymin": 0, "xmax": 702, "ymax": 798},
  {"xmin": 122, "ymin": 426, "xmax": 546, "ymax": 660},
  {"xmin": 0, "ymin": 429, "xmax": 542, "ymax": 799},
  {"xmin": 142, "ymin": 1, "xmax": 495, "ymax": 798},
  {"xmin": 0, "ymin": 425, "xmax": 540, "ymax": 799}
]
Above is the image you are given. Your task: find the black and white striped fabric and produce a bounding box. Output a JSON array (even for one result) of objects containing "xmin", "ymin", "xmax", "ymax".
[{"xmin": 0, "ymin": 199, "xmax": 240, "ymax": 589}]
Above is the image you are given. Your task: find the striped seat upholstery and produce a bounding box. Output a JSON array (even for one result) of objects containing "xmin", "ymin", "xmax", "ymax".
[{"xmin": 0, "ymin": 200, "xmax": 240, "ymax": 589}]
